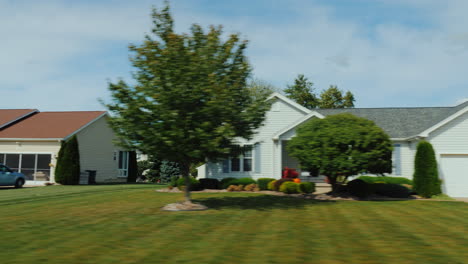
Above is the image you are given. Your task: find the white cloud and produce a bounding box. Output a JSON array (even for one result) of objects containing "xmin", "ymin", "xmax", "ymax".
[{"xmin": 1, "ymin": 0, "xmax": 467, "ymax": 110}]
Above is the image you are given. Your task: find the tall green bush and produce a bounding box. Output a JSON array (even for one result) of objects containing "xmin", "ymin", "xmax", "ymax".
[
  {"xmin": 55, "ymin": 135, "xmax": 81, "ymax": 185},
  {"xmin": 413, "ymin": 141, "xmax": 442, "ymax": 198},
  {"xmin": 160, "ymin": 161, "xmax": 180, "ymax": 183}
]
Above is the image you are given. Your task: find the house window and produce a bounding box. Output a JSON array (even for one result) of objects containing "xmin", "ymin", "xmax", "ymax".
[
  {"xmin": 0, "ymin": 153, "xmax": 51, "ymax": 181},
  {"xmin": 118, "ymin": 151, "xmax": 129, "ymax": 177},
  {"xmin": 243, "ymin": 149, "xmax": 252, "ymax": 172},
  {"xmin": 231, "ymin": 157, "xmax": 240, "ymax": 171},
  {"xmin": 224, "ymin": 145, "xmax": 253, "ymax": 173}
]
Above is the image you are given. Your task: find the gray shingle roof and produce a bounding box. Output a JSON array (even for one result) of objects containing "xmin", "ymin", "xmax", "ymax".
[{"xmin": 315, "ymin": 101, "xmax": 468, "ymax": 138}]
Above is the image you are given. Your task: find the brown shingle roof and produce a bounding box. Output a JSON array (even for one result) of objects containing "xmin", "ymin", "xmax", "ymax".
[
  {"xmin": 0, "ymin": 109, "xmax": 38, "ymax": 128},
  {"xmin": 0, "ymin": 111, "xmax": 106, "ymax": 139}
]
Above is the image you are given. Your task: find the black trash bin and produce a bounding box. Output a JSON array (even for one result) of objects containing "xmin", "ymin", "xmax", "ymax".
[{"xmin": 86, "ymin": 170, "xmax": 97, "ymax": 184}]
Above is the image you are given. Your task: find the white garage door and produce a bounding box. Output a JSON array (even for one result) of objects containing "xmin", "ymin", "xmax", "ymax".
[{"xmin": 440, "ymin": 155, "xmax": 468, "ymax": 197}]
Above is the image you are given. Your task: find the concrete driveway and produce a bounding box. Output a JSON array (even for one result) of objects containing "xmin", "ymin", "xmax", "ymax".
[{"xmin": 453, "ymin": 197, "xmax": 468, "ymax": 202}]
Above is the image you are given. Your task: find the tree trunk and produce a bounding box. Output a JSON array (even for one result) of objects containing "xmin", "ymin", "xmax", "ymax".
[
  {"xmin": 181, "ymin": 163, "xmax": 191, "ymax": 203},
  {"xmin": 328, "ymin": 176, "xmax": 338, "ymax": 193}
]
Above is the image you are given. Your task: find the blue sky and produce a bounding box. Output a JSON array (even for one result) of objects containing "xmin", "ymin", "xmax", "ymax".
[{"xmin": 1, "ymin": 0, "xmax": 467, "ymax": 110}]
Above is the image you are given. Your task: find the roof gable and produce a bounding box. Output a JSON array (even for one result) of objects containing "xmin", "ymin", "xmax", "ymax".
[
  {"xmin": 267, "ymin": 93, "xmax": 312, "ymax": 114},
  {"xmin": 0, "ymin": 111, "xmax": 107, "ymax": 139},
  {"xmin": 315, "ymin": 104, "xmax": 466, "ymax": 139},
  {"xmin": 0, "ymin": 109, "xmax": 38, "ymax": 129}
]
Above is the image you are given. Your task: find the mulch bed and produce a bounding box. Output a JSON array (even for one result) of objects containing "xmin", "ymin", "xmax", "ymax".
[{"xmin": 156, "ymin": 187, "xmax": 421, "ymax": 201}]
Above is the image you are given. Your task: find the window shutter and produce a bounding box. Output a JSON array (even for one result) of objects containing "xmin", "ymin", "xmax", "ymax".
[
  {"xmin": 222, "ymin": 159, "xmax": 230, "ymax": 173},
  {"xmin": 254, "ymin": 143, "xmax": 261, "ymax": 173},
  {"xmin": 393, "ymin": 144, "xmax": 401, "ymax": 175}
]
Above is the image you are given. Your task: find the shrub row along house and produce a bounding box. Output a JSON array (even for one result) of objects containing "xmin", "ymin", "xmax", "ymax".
[
  {"xmin": 198, "ymin": 93, "xmax": 468, "ymax": 197},
  {"xmin": 0, "ymin": 109, "xmax": 132, "ymax": 185}
]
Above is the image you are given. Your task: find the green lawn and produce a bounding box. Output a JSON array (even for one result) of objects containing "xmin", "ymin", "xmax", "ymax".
[{"xmin": 1, "ymin": 185, "xmax": 467, "ymax": 264}]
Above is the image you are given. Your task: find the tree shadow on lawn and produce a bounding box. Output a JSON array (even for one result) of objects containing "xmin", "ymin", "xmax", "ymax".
[{"xmin": 193, "ymin": 195, "xmax": 336, "ymax": 211}]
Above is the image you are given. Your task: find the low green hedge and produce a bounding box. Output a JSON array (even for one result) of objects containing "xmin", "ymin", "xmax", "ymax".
[
  {"xmin": 176, "ymin": 177, "xmax": 202, "ymax": 191},
  {"xmin": 257, "ymin": 178, "xmax": 276, "ymax": 190},
  {"xmin": 373, "ymin": 183, "xmax": 411, "ymax": 198},
  {"xmin": 347, "ymin": 179, "xmax": 373, "ymax": 198},
  {"xmin": 220, "ymin": 177, "xmax": 237, "ymax": 189},
  {"xmin": 199, "ymin": 178, "xmax": 220, "ymax": 189},
  {"xmin": 357, "ymin": 176, "xmax": 413, "ymax": 185}
]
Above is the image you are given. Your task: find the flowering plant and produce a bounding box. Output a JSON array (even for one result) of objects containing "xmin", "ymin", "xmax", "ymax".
[{"xmin": 282, "ymin": 167, "xmax": 299, "ymax": 178}]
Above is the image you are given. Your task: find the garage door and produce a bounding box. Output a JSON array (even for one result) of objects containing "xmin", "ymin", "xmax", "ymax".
[{"xmin": 440, "ymin": 155, "xmax": 468, "ymax": 197}]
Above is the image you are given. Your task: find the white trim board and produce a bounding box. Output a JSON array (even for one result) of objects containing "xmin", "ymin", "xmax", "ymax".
[{"xmin": 419, "ymin": 105, "xmax": 468, "ymax": 137}]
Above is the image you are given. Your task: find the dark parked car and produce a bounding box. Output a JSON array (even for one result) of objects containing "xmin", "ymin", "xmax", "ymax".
[{"xmin": 0, "ymin": 164, "xmax": 25, "ymax": 188}]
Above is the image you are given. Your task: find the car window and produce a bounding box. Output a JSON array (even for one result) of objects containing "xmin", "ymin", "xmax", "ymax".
[{"xmin": 0, "ymin": 165, "xmax": 12, "ymax": 173}]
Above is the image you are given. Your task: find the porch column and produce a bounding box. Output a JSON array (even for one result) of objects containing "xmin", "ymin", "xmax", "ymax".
[{"xmin": 273, "ymin": 139, "xmax": 283, "ymax": 179}]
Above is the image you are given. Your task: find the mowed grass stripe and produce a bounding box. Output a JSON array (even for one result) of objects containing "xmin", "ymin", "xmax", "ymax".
[
  {"xmin": 369, "ymin": 202, "xmax": 467, "ymax": 264},
  {"xmin": 2, "ymin": 189, "xmax": 178, "ymax": 264},
  {"xmin": 0, "ymin": 185, "xmax": 467, "ymax": 264}
]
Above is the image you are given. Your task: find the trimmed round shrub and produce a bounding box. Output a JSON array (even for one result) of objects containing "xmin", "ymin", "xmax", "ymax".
[
  {"xmin": 273, "ymin": 178, "xmax": 293, "ymax": 192},
  {"xmin": 280, "ymin": 182, "xmax": 300, "ymax": 194},
  {"xmin": 373, "ymin": 183, "xmax": 411, "ymax": 198},
  {"xmin": 199, "ymin": 178, "xmax": 220, "ymax": 189},
  {"xmin": 357, "ymin": 176, "xmax": 413, "ymax": 185},
  {"xmin": 220, "ymin": 177, "xmax": 237, "ymax": 189},
  {"xmin": 347, "ymin": 179, "xmax": 373, "ymax": 198},
  {"xmin": 221, "ymin": 177, "xmax": 256, "ymax": 189},
  {"xmin": 299, "ymin": 182, "xmax": 315, "ymax": 194},
  {"xmin": 267, "ymin": 180, "xmax": 277, "ymax": 191},
  {"xmin": 257, "ymin": 178, "xmax": 276, "ymax": 190},
  {"xmin": 176, "ymin": 176, "xmax": 202, "ymax": 191}
]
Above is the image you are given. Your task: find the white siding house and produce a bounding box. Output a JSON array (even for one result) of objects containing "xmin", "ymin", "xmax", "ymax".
[
  {"xmin": 198, "ymin": 93, "xmax": 468, "ymax": 197},
  {"xmin": 0, "ymin": 110, "xmax": 131, "ymax": 185}
]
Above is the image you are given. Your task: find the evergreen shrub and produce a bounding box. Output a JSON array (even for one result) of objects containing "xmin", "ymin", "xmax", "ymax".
[
  {"xmin": 176, "ymin": 176, "xmax": 202, "ymax": 191},
  {"xmin": 273, "ymin": 178, "xmax": 293, "ymax": 192},
  {"xmin": 267, "ymin": 180, "xmax": 277, "ymax": 191},
  {"xmin": 169, "ymin": 175, "xmax": 179, "ymax": 187},
  {"xmin": 357, "ymin": 176, "xmax": 413, "ymax": 185},
  {"xmin": 413, "ymin": 141, "xmax": 442, "ymax": 198},
  {"xmin": 160, "ymin": 161, "xmax": 180, "ymax": 183},
  {"xmin": 220, "ymin": 177, "xmax": 237, "ymax": 189},
  {"xmin": 257, "ymin": 178, "xmax": 276, "ymax": 190},
  {"xmin": 199, "ymin": 178, "xmax": 220, "ymax": 189},
  {"xmin": 299, "ymin": 182, "xmax": 315, "ymax": 194},
  {"xmin": 373, "ymin": 183, "xmax": 411, "ymax": 198},
  {"xmin": 221, "ymin": 177, "xmax": 256, "ymax": 189},
  {"xmin": 347, "ymin": 179, "xmax": 373, "ymax": 198},
  {"xmin": 280, "ymin": 182, "xmax": 300, "ymax": 194},
  {"xmin": 55, "ymin": 136, "xmax": 81, "ymax": 185}
]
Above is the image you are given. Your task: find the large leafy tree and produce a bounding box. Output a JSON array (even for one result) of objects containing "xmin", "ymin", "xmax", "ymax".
[
  {"xmin": 104, "ymin": 3, "xmax": 270, "ymax": 203},
  {"xmin": 287, "ymin": 113, "xmax": 393, "ymax": 192},
  {"xmin": 285, "ymin": 74, "xmax": 355, "ymax": 109}
]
